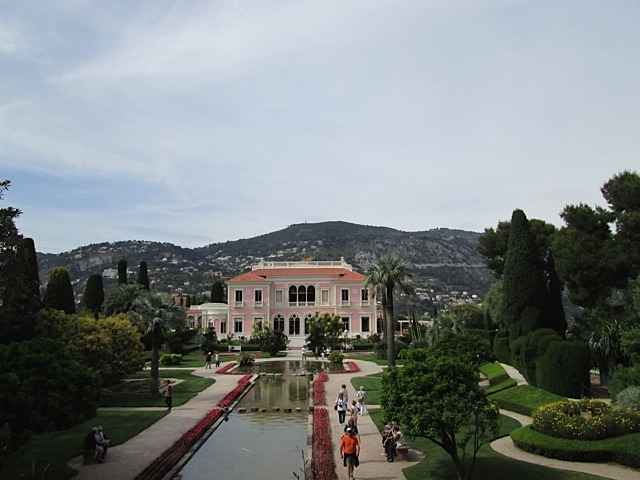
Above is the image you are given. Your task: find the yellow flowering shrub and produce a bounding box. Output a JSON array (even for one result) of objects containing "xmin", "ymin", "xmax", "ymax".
[{"xmin": 531, "ymin": 399, "xmax": 640, "ymax": 440}]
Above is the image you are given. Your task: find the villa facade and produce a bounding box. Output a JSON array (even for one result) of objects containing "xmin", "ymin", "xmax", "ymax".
[{"xmin": 185, "ymin": 258, "xmax": 379, "ymax": 347}]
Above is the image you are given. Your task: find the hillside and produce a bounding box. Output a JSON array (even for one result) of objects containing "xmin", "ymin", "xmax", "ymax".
[{"xmin": 36, "ymin": 221, "xmax": 495, "ymax": 312}]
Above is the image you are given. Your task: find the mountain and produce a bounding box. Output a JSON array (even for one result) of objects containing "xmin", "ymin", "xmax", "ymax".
[{"xmin": 36, "ymin": 221, "xmax": 495, "ymax": 312}]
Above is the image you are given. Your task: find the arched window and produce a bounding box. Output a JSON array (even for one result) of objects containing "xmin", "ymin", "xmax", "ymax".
[
  {"xmin": 289, "ymin": 314, "xmax": 301, "ymax": 335},
  {"xmin": 273, "ymin": 314, "xmax": 285, "ymax": 332},
  {"xmin": 289, "ymin": 286, "xmax": 297, "ymax": 304},
  {"xmin": 307, "ymin": 285, "xmax": 315, "ymax": 304},
  {"xmin": 298, "ymin": 285, "xmax": 307, "ymax": 303}
]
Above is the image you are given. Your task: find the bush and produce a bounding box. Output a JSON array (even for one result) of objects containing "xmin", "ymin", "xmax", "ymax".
[
  {"xmin": 160, "ymin": 353, "xmax": 183, "ymax": 365},
  {"xmin": 493, "ymin": 331, "xmax": 510, "ymax": 363},
  {"xmin": 238, "ymin": 352, "xmax": 255, "ymax": 366},
  {"xmin": 616, "ymin": 386, "xmax": 640, "ymax": 410},
  {"xmin": 536, "ymin": 340, "xmax": 591, "ymax": 398},
  {"xmin": 328, "ymin": 350, "xmax": 344, "ymax": 365},
  {"xmin": 489, "ymin": 384, "xmax": 568, "ymax": 416},
  {"xmin": 610, "ymin": 365, "xmax": 640, "ymax": 401},
  {"xmin": 532, "ymin": 399, "xmax": 640, "ymax": 440}
]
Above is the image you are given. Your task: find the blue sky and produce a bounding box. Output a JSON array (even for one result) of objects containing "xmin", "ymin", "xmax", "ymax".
[{"xmin": 1, "ymin": 1, "xmax": 639, "ymax": 253}]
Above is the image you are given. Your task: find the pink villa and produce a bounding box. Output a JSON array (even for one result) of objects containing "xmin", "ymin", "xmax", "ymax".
[{"xmin": 185, "ymin": 258, "xmax": 379, "ymax": 348}]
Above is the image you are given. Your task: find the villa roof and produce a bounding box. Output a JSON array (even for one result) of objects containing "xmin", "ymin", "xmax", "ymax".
[{"xmin": 228, "ymin": 267, "xmax": 365, "ymax": 284}]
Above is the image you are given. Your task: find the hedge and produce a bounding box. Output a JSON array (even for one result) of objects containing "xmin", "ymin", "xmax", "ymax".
[{"xmin": 489, "ymin": 384, "xmax": 568, "ymax": 416}]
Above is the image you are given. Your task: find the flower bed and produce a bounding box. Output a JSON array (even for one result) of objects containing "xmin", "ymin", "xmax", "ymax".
[
  {"xmin": 532, "ymin": 399, "xmax": 640, "ymax": 440},
  {"xmin": 133, "ymin": 408, "xmax": 224, "ymax": 480},
  {"xmin": 218, "ymin": 374, "xmax": 252, "ymax": 408},
  {"xmin": 216, "ymin": 362, "xmax": 237, "ymax": 374},
  {"xmin": 313, "ymin": 372, "xmax": 328, "ymax": 405},
  {"xmin": 329, "ymin": 361, "xmax": 360, "ymax": 374},
  {"xmin": 313, "ymin": 407, "xmax": 337, "ymax": 480}
]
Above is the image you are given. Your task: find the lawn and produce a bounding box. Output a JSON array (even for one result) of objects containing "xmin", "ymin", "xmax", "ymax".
[
  {"xmin": 368, "ymin": 409, "xmax": 607, "ymax": 480},
  {"xmin": 2, "ymin": 410, "xmax": 167, "ymax": 480},
  {"xmin": 349, "ymin": 374, "xmax": 383, "ymax": 406}
]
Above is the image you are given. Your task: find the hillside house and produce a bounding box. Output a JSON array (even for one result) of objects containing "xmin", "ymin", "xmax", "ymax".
[{"xmin": 185, "ymin": 258, "xmax": 379, "ymax": 347}]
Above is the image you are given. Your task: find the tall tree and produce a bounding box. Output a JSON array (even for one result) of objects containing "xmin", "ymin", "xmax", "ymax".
[
  {"xmin": 129, "ymin": 292, "xmax": 186, "ymax": 397},
  {"xmin": 210, "ymin": 279, "xmax": 225, "ymax": 303},
  {"xmin": 136, "ymin": 261, "xmax": 150, "ymax": 290},
  {"xmin": 80, "ymin": 274, "xmax": 105, "ymax": 319},
  {"xmin": 500, "ymin": 209, "xmax": 549, "ymax": 340},
  {"xmin": 42, "ymin": 267, "xmax": 76, "ymax": 314},
  {"xmin": 364, "ymin": 253, "xmax": 414, "ymax": 367},
  {"xmin": 0, "ymin": 182, "xmax": 40, "ymax": 343},
  {"xmin": 117, "ymin": 258, "xmax": 128, "ymax": 285}
]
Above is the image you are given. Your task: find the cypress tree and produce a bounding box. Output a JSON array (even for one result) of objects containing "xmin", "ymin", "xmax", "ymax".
[
  {"xmin": 21, "ymin": 237, "xmax": 41, "ymax": 305},
  {"xmin": 42, "ymin": 267, "xmax": 76, "ymax": 314},
  {"xmin": 137, "ymin": 261, "xmax": 150, "ymax": 290},
  {"xmin": 117, "ymin": 259, "xmax": 128, "ymax": 285},
  {"xmin": 500, "ymin": 209, "xmax": 549, "ymax": 341},
  {"xmin": 210, "ymin": 280, "xmax": 225, "ymax": 303},
  {"xmin": 545, "ymin": 252, "xmax": 567, "ymax": 337},
  {"xmin": 81, "ymin": 274, "xmax": 104, "ymax": 319}
]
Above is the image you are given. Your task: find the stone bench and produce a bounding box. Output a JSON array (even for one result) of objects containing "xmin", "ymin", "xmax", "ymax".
[
  {"xmin": 228, "ymin": 345, "xmax": 242, "ymax": 352},
  {"xmin": 395, "ymin": 445, "xmax": 411, "ymax": 460}
]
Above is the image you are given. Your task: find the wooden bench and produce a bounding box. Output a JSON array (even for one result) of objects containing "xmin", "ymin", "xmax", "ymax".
[
  {"xmin": 228, "ymin": 345, "xmax": 242, "ymax": 352},
  {"xmin": 395, "ymin": 445, "xmax": 411, "ymax": 460}
]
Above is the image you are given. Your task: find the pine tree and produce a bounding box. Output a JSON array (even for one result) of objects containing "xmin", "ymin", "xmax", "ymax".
[
  {"xmin": 500, "ymin": 209, "xmax": 549, "ymax": 340},
  {"xmin": 117, "ymin": 258, "xmax": 128, "ymax": 285},
  {"xmin": 81, "ymin": 274, "xmax": 104, "ymax": 319},
  {"xmin": 210, "ymin": 280, "xmax": 225, "ymax": 303},
  {"xmin": 137, "ymin": 261, "xmax": 150, "ymax": 290},
  {"xmin": 42, "ymin": 267, "xmax": 76, "ymax": 314}
]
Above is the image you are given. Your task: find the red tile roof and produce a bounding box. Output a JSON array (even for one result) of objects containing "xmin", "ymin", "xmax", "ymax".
[{"xmin": 228, "ymin": 267, "xmax": 365, "ymax": 284}]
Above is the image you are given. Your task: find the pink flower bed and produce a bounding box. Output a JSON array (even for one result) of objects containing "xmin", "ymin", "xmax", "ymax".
[
  {"xmin": 313, "ymin": 371, "xmax": 328, "ymax": 405},
  {"xmin": 218, "ymin": 374, "xmax": 252, "ymax": 408},
  {"xmin": 313, "ymin": 407, "xmax": 338, "ymax": 480},
  {"xmin": 134, "ymin": 408, "xmax": 224, "ymax": 480},
  {"xmin": 330, "ymin": 361, "xmax": 360, "ymax": 374}
]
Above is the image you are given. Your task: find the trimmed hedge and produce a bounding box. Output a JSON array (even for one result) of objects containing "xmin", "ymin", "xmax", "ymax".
[
  {"xmin": 511, "ymin": 425, "xmax": 640, "ymax": 468},
  {"xmin": 536, "ymin": 340, "xmax": 591, "ymax": 398},
  {"xmin": 480, "ymin": 362, "xmax": 517, "ymax": 395},
  {"xmin": 494, "ymin": 331, "xmax": 511, "ymax": 363}
]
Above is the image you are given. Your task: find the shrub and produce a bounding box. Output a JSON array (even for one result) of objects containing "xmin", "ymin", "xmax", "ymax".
[
  {"xmin": 616, "ymin": 386, "xmax": 640, "ymax": 410},
  {"xmin": 160, "ymin": 353, "xmax": 182, "ymax": 365},
  {"xmin": 328, "ymin": 350, "xmax": 344, "ymax": 365},
  {"xmin": 493, "ymin": 331, "xmax": 510, "ymax": 363},
  {"xmin": 489, "ymin": 384, "xmax": 567, "ymax": 416},
  {"xmin": 532, "ymin": 399, "xmax": 640, "ymax": 440},
  {"xmin": 610, "ymin": 365, "xmax": 640, "ymax": 401},
  {"xmin": 238, "ymin": 352, "xmax": 255, "ymax": 366},
  {"xmin": 535, "ymin": 340, "xmax": 590, "ymax": 398}
]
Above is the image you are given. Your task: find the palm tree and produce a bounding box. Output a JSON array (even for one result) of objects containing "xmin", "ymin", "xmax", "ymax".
[
  {"xmin": 129, "ymin": 292, "xmax": 186, "ymax": 397},
  {"xmin": 103, "ymin": 283, "xmax": 146, "ymax": 316},
  {"xmin": 365, "ymin": 253, "xmax": 414, "ymax": 366}
]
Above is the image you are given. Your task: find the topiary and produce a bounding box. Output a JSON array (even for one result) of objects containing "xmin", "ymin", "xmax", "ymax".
[
  {"xmin": 238, "ymin": 352, "xmax": 255, "ymax": 366},
  {"xmin": 616, "ymin": 386, "xmax": 640, "ymax": 410},
  {"xmin": 328, "ymin": 350, "xmax": 344, "ymax": 365}
]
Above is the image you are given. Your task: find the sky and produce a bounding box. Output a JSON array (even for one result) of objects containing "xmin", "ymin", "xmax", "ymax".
[{"xmin": 1, "ymin": 1, "xmax": 639, "ymax": 254}]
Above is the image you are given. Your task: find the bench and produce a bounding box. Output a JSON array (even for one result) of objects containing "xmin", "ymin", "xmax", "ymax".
[
  {"xmin": 228, "ymin": 345, "xmax": 242, "ymax": 352},
  {"xmin": 395, "ymin": 445, "xmax": 411, "ymax": 460},
  {"xmin": 81, "ymin": 449, "xmax": 98, "ymax": 464}
]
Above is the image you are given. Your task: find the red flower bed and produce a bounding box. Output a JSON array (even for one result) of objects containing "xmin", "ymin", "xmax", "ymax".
[
  {"xmin": 216, "ymin": 362, "xmax": 237, "ymax": 374},
  {"xmin": 313, "ymin": 408, "xmax": 338, "ymax": 480},
  {"xmin": 218, "ymin": 374, "xmax": 252, "ymax": 408},
  {"xmin": 133, "ymin": 408, "xmax": 224, "ymax": 480},
  {"xmin": 313, "ymin": 371, "xmax": 328, "ymax": 405},
  {"xmin": 330, "ymin": 361, "xmax": 360, "ymax": 374}
]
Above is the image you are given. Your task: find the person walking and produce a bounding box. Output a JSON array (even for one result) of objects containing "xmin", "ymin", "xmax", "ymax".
[
  {"xmin": 335, "ymin": 391, "xmax": 347, "ymax": 424},
  {"xmin": 205, "ymin": 351, "xmax": 212, "ymax": 369},
  {"xmin": 215, "ymin": 352, "xmax": 220, "ymax": 368},
  {"xmin": 165, "ymin": 382, "xmax": 173, "ymax": 411},
  {"xmin": 340, "ymin": 427, "xmax": 360, "ymax": 480},
  {"xmin": 340, "ymin": 383, "xmax": 349, "ymax": 404},
  {"xmin": 356, "ymin": 386, "xmax": 367, "ymax": 416}
]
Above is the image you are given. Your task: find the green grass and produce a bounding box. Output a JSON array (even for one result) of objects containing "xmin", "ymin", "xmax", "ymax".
[
  {"xmin": 489, "ymin": 384, "xmax": 568, "ymax": 416},
  {"xmin": 101, "ymin": 369, "xmax": 214, "ymax": 407},
  {"xmin": 480, "ymin": 361, "xmax": 518, "ymax": 394},
  {"xmin": 3, "ymin": 410, "xmax": 167, "ymax": 480},
  {"xmin": 349, "ymin": 374, "xmax": 383, "ymax": 406},
  {"xmin": 368, "ymin": 409, "xmax": 607, "ymax": 480}
]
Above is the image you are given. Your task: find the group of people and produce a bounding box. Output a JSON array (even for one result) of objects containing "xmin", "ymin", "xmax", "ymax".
[
  {"xmin": 337, "ymin": 384, "xmax": 405, "ymax": 478},
  {"xmin": 204, "ymin": 351, "xmax": 221, "ymax": 369},
  {"xmin": 82, "ymin": 426, "xmax": 109, "ymax": 463}
]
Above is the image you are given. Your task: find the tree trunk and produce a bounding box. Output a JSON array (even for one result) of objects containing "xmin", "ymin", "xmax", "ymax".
[
  {"xmin": 386, "ymin": 286, "xmax": 395, "ymax": 367},
  {"xmin": 149, "ymin": 324, "xmax": 161, "ymax": 397}
]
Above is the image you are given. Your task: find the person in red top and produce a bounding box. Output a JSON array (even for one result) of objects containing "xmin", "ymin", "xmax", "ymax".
[{"xmin": 339, "ymin": 427, "xmax": 360, "ymax": 480}]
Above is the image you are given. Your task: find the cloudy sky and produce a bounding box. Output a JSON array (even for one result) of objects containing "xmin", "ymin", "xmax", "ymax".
[{"xmin": 1, "ymin": 1, "xmax": 638, "ymax": 254}]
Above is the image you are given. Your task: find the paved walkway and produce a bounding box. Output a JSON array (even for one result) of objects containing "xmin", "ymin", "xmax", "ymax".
[{"xmin": 68, "ymin": 356, "xmax": 640, "ymax": 480}]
